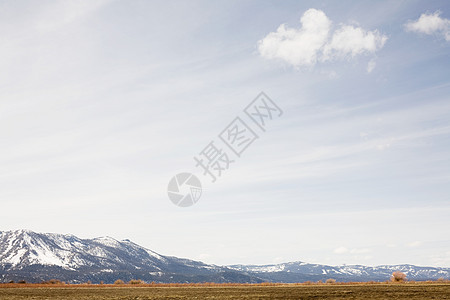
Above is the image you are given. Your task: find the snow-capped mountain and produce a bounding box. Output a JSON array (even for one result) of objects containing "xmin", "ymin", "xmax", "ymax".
[
  {"xmin": 0, "ymin": 230, "xmax": 259, "ymax": 283},
  {"xmin": 0, "ymin": 230, "xmax": 448, "ymax": 283},
  {"xmin": 0, "ymin": 230, "xmax": 164, "ymax": 270},
  {"xmin": 229, "ymin": 261, "xmax": 450, "ymax": 282}
]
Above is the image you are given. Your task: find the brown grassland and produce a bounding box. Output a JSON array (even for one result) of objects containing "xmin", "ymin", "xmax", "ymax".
[{"xmin": 0, "ymin": 282, "xmax": 448, "ymax": 299}]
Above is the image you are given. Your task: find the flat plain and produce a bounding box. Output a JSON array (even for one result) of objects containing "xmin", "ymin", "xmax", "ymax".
[{"xmin": 0, "ymin": 283, "xmax": 449, "ymax": 299}]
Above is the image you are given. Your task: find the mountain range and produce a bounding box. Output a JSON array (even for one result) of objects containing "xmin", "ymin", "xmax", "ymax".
[{"xmin": 0, "ymin": 230, "xmax": 448, "ymax": 283}]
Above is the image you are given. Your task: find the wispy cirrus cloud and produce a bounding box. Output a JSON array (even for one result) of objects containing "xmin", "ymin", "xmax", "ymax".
[{"xmin": 334, "ymin": 247, "xmax": 371, "ymax": 255}]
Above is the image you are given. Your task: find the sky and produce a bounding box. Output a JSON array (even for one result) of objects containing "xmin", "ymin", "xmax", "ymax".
[{"xmin": 0, "ymin": 0, "xmax": 449, "ymax": 268}]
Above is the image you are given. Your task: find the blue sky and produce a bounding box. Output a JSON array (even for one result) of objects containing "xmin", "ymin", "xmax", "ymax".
[{"xmin": 0, "ymin": 0, "xmax": 449, "ymax": 267}]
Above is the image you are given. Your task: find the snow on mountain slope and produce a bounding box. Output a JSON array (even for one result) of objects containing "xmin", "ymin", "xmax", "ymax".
[
  {"xmin": 229, "ymin": 261, "xmax": 450, "ymax": 281},
  {"xmin": 0, "ymin": 230, "xmax": 258, "ymax": 284},
  {"xmin": 0, "ymin": 230, "xmax": 82, "ymax": 269},
  {"xmin": 1, "ymin": 230, "xmax": 448, "ymax": 283},
  {"xmin": 0, "ymin": 229, "xmax": 166, "ymax": 271}
]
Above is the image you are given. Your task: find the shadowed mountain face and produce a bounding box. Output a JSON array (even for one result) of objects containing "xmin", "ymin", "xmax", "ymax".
[{"xmin": 0, "ymin": 230, "xmax": 448, "ymax": 283}]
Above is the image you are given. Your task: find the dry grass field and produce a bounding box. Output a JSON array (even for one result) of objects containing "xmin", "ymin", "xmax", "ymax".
[{"xmin": 0, "ymin": 283, "xmax": 448, "ymax": 299}]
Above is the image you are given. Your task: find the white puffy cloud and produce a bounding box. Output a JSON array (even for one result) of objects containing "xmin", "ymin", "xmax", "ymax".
[
  {"xmin": 334, "ymin": 246, "xmax": 349, "ymax": 254},
  {"xmin": 323, "ymin": 26, "xmax": 387, "ymax": 60},
  {"xmin": 257, "ymin": 8, "xmax": 387, "ymax": 68},
  {"xmin": 257, "ymin": 9, "xmax": 331, "ymax": 66},
  {"xmin": 407, "ymin": 241, "xmax": 423, "ymax": 248},
  {"xmin": 405, "ymin": 11, "xmax": 450, "ymax": 41}
]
